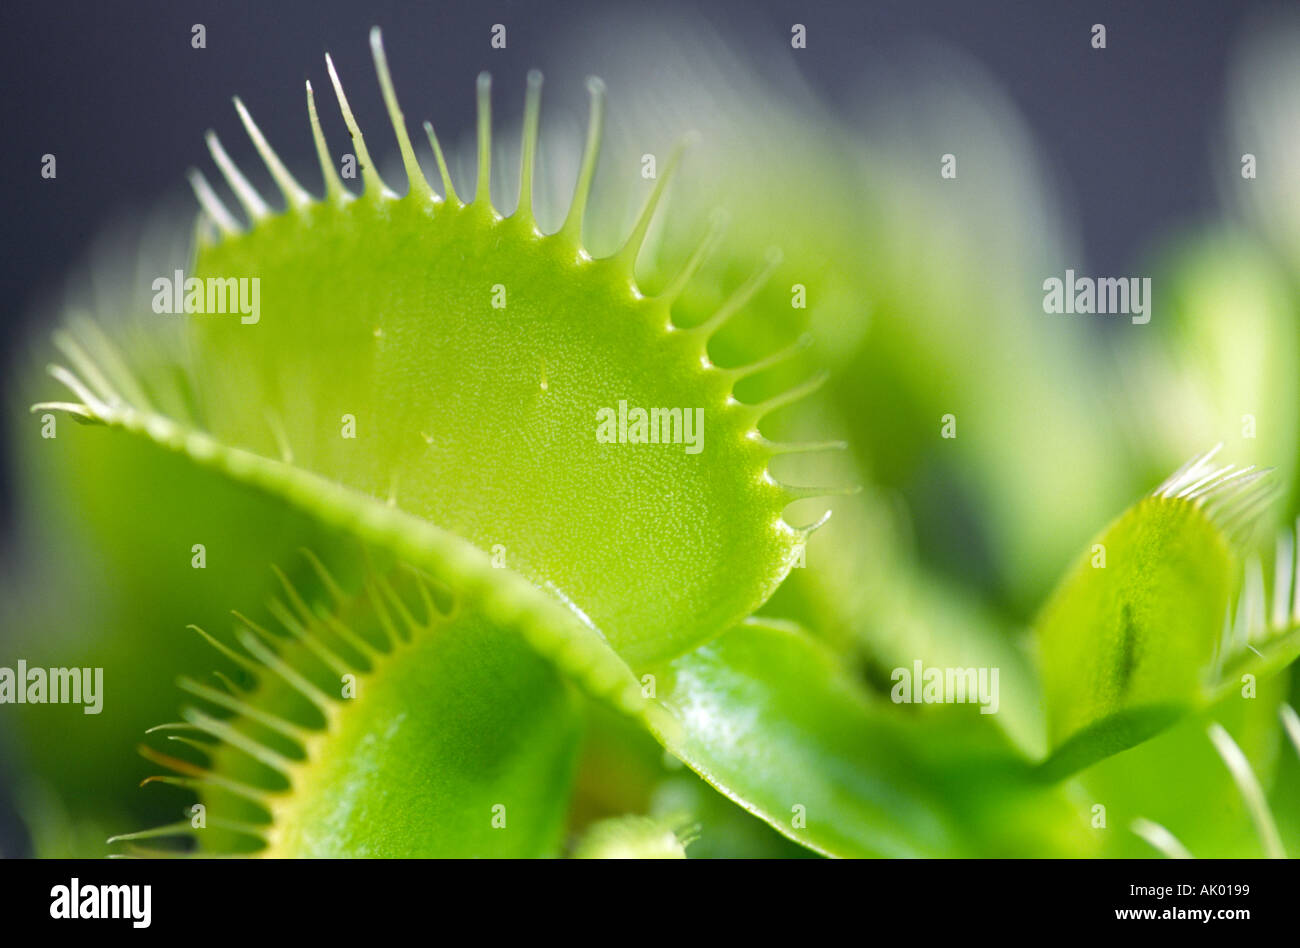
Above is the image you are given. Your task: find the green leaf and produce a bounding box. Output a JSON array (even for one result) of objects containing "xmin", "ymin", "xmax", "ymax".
[
  {"xmin": 646, "ymin": 617, "xmax": 1094, "ymax": 857},
  {"xmin": 1083, "ymin": 678, "xmax": 1295, "ymax": 858},
  {"xmin": 3, "ymin": 382, "xmax": 353, "ymax": 840},
  {"xmin": 1035, "ymin": 448, "xmax": 1276, "ymax": 777},
  {"xmin": 646, "ymin": 618, "xmax": 964, "ymax": 857},
  {"xmin": 114, "ymin": 556, "xmax": 583, "ymax": 857},
  {"xmin": 34, "ymin": 32, "xmax": 838, "ymax": 695}
]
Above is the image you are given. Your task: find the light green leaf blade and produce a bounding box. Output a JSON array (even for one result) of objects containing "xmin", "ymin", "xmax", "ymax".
[
  {"xmin": 1035, "ymin": 449, "xmax": 1277, "ymax": 776},
  {"xmin": 118, "ymin": 556, "xmax": 584, "ymax": 858},
  {"xmin": 646, "ymin": 618, "xmax": 964, "ymax": 857}
]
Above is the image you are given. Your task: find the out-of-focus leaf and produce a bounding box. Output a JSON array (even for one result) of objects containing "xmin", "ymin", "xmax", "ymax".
[
  {"xmin": 1083, "ymin": 676, "xmax": 1294, "ymax": 858},
  {"xmin": 647, "ymin": 618, "xmax": 1089, "ymax": 857},
  {"xmin": 123, "ymin": 560, "xmax": 585, "ymax": 858},
  {"xmin": 1117, "ymin": 232, "xmax": 1300, "ymax": 513},
  {"xmin": 647, "ymin": 618, "xmax": 961, "ymax": 856},
  {"xmin": 770, "ymin": 484, "xmax": 1048, "ymax": 758},
  {"xmin": 1035, "ymin": 451, "xmax": 1283, "ymax": 777}
]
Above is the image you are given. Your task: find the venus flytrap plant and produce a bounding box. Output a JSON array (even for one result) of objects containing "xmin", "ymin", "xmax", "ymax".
[
  {"xmin": 1035, "ymin": 444, "xmax": 1299, "ymax": 779},
  {"xmin": 13, "ymin": 25, "xmax": 1300, "ymax": 861},
  {"xmin": 112, "ymin": 553, "xmax": 585, "ymax": 857},
  {"xmin": 28, "ymin": 29, "xmax": 858, "ymax": 856},
  {"xmin": 38, "ymin": 30, "xmax": 842, "ymax": 675},
  {"xmin": 1206, "ymin": 525, "xmax": 1300, "ymax": 696}
]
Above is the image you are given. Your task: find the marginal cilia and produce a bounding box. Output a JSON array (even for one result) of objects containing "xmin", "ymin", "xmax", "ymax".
[
  {"xmin": 110, "ymin": 552, "xmax": 449, "ymax": 856},
  {"xmin": 1128, "ymin": 444, "xmax": 1300, "ymax": 858}
]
